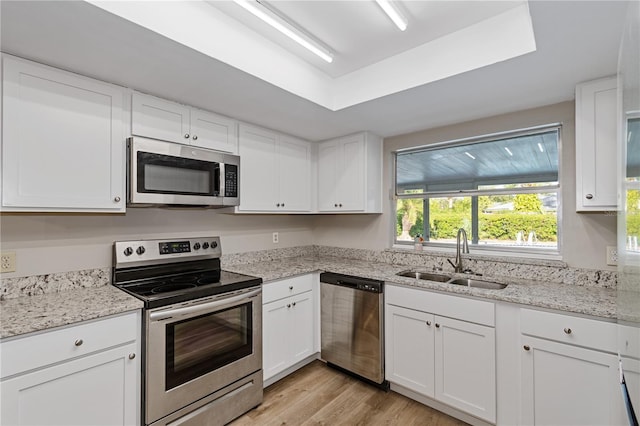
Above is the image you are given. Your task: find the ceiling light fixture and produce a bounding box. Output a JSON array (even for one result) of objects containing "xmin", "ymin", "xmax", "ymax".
[
  {"xmin": 465, "ymin": 152, "xmax": 476, "ymax": 160},
  {"xmin": 504, "ymin": 147, "xmax": 513, "ymax": 156},
  {"xmin": 538, "ymin": 142, "xmax": 545, "ymax": 152},
  {"xmin": 233, "ymin": 0, "xmax": 334, "ymax": 63},
  {"xmin": 375, "ymin": 0, "xmax": 408, "ymax": 31}
]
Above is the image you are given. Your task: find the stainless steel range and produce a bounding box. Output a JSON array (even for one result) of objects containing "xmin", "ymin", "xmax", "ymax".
[{"xmin": 112, "ymin": 236, "xmax": 263, "ymax": 426}]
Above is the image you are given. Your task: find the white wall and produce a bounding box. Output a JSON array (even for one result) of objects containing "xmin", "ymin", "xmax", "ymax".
[
  {"xmin": 0, "ymin": 209, "xmax": 314, "ymax": 278},
  {"xmin": 313, "ymin": 101, "xmax": 618, "ymax": 271}
]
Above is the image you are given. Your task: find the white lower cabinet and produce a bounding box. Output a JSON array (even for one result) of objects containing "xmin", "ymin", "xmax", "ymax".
[
  {"xmin": 520, "ymin": 336, "xmax": 619, "ymax": 426},
  {"xmin": 262, "ymin": 274, "xmax": 318, "ymax": 384},
  {"xmin": 385, "ymin": 285, "xmax": 496, "ymax": 423},
  {"xmin": 519, "ymin": 308, "xmax": 634, "ymax": 426},
  {"xmin": 0, "ymin": 312, "xmax": 141, "ymax": 426}
]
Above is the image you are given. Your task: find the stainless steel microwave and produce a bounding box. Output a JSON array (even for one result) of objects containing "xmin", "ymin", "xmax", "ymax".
[{"xmin": 127, "ymin": 137, "xmax": 239, "ymax": 207}]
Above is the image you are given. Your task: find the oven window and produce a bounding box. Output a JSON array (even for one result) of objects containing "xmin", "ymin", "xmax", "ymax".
[
  {"xmin": 165, "ymin": 303, "xmax": 252, "ymax": 390},
  {"xmin": 137, "ymin": 151, "xmax": 219, "ymax": 196}
]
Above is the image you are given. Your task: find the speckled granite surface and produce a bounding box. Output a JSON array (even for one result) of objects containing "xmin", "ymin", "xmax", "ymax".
[
  {"xmin": 0, "ymin": 245, "xmax": 625, "ymax": 338},
  {"xmin": 224, "ymin": 255, "xmax": 620, "ymax": 320},
  {"xmin": 0, "ymin": 285, "xmax": 143, "ymax": 338},
  {"xmin": 1, "ymin": 268, "xmax": 112, "ymax": 300}
]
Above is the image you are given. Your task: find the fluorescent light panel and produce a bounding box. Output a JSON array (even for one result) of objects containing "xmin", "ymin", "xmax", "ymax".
[
  {"xmin": 233, "ymin": 0, "xmax": 334, "ymax": 63},
  {"xmin": 375, "ymin": 0, "xmax": 408, "ymax": 31},
  {"xmin": 465, "ymin": 152, "xmax": 476, "ymax": 160},
  {"xmin": 504, "ymin": 147, "xmax": 513, "ymax": 156}
]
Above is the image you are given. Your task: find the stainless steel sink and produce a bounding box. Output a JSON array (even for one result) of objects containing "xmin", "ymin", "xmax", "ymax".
[
  {"xmin": 447, "ymin": 278, "xmax": 508, "ymax": 290},
  {"xmin": 396, "ymin": 270, "xmax": 451, "ymax": 282}
]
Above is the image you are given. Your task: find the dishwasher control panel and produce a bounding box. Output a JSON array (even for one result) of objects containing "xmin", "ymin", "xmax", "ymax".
[{"xmin": 320, "ymin": 272, "xmax": 383, "ymax": 293}]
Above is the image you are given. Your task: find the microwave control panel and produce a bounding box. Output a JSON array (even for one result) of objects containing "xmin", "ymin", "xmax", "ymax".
[{"xmin": 225, "ymin": 164, "xmax": 238, "ymax": 198}]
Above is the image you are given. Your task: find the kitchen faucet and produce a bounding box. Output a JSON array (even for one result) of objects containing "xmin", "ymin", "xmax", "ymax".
[{"xmin": 447, "ymin": 228, "xmax": 469, "ymax": 273}]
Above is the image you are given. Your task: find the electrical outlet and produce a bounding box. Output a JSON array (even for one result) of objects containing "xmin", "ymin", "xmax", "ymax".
[
  {"xmin": 606, "ymin": 246, "xmax": 618, "ymax": 266},
  {"xmin": 272, "ymin": 232, "xmax": 279, "ymax": 244},
  {"xmin": 1, "ymin": 252, "xmax": 16, "ymax": 273}
]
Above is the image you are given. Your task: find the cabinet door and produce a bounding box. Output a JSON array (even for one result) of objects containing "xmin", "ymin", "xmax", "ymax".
[
  {"xmin": 434, "ymin": 316, "xmax": 496, "ymax": 423},
  {"xmin": 237, "ymin": 125, "xmax": 279, "ymax": 211},
  {"xmin": 338, "ymin": 134, "xmax": 365, "ymax": 211},
  {"xmin": 278, "ymin": 136, "xmax": 312, "ymax": 212},
  {"xmin": 2, "ymin": 55, "xmax": 125, "ymax": 212},
  {"xmin": 520, "ymin": 336, "xmax": 620, "ymax": 426},
  {"xmin": 131, "ymin": 91, "xmax": 190, "ymax": 144},
  {"xmin": 190, "ymin": 108, "xmax": 238, "ymax": 153},
  {"xmin": 1, "ymin": 343, "xmax": 139, "ymax": 426},
  {"xmin": 385, "ymin": 304, "xmax": 435, "ymax": 397},
  {"xmin": 575, "ymin": 77, "xmax": 618, "ymax": 211},
  {"xmin": 262, "ymin": 298, "xmax": 290, "ymax": 381},
  {"xmin": 289, "ymin": 291, "xmax": 315, "ymax": 363},
  {"xmin": 317, "ymin": 141, "xmax": 339, "ymax": 211}
]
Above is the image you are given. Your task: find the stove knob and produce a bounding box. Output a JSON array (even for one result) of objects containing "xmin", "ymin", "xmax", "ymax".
[
  {"xmin": 136, "ymin": 246, "xmax": 146, "ymax": 255},
  {"xmin": 203, "ymin": 242, "xmax": 209, "ymax": 249},
  {"xmin": 124, "ymin": 247, "xmax": 133, "ymax": 256},
  {"xmin": 193, "ymin": 243, "xmax": 201, "ymax": 250},
  {"xmin": 211, "ymin": 241, "xmax": 218, "ymax": 249}
]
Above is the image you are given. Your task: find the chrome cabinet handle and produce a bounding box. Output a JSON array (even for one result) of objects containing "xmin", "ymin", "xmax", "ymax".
[
  {"xmin": 334, "ymin": 203, "xmax": 338, "ymax": 207},
  {"xmin": 292, "ymin": 302, "xmax": 296, "ymax": 307},
  {"xmin": 184, "ymin": 133, "xmax": 190, "ymax": 139},
  {"xmin": 586, "ymin": 194, "xmax": 593, "ymax": 199},
  {"xmin": 276, "ymin": 203, "xmax": 281, "ymax": 207},
  {"xmin": 192, "ymin": 135, "xmax": 198, "ymax": 140},
  {"xmin": 74, "ymin": 339, "xmax": 83, "ymax": 346},
  {"xmin": 289, "ymin": 286, "xmax": 293, "ymax": 290},
  {"xmin": 564, "ymin": 327, "xmax": 572, "ymax": 334},
  {"xmin": 523, "ymin": 345, "xmax": 531, "ymax": 351},
  {"xmin": 435, "ymin": 323, "xmax": 440, "ymax": 328},
  {"xmin": 287, "ymin": 303, "xmax": 291, "ymax": 308},
  {"xmin": 114, "ymin": 196, "xmax": 121, "ymax": 202},
  {"xmin": 339, "ymin": 203, "xmax": 343, "ymax": 207},
  {"xmin": 282, "ymin": 203, "xmax": 285, "ymax": 207},
  {"xmin": 426, "ymin": 321, "xmax": 432, "ymax": 326},
  {"xmin": 129, "ymin": 353, "xmax": 136, "ymax": 360}
]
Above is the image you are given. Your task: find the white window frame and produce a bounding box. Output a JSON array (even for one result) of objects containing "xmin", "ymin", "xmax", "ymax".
[{"xmin": 392, "ymin": 123, "xmax": 563, "ymax": 259}]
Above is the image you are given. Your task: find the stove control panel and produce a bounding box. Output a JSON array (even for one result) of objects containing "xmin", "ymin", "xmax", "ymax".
[
  {"xmin": 159, "ymin": 241, "xmax": 191, "ymax": 255},
  {"xmin": 114, "ymin": 236, "xmax": 222, "ymax": 266}
]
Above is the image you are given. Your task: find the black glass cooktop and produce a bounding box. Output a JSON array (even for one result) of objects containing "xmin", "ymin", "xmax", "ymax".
[{"xmin": 113, "ymin": 259, "xmax": 262, "ymax": 309}]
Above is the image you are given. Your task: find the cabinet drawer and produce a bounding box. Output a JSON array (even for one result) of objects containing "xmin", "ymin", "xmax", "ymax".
[
  {"xmin": 263, "ymin": 275, "xmax": 314, "ymax": 304},
  {"xmin": 1, "ymin": 312, "xmax": 139, "ymax": 379},
  {"xmin": 520, "ymin": 308, "xmax": 617, "ymax": 353}
]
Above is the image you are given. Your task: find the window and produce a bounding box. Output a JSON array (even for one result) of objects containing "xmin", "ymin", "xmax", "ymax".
[
  {"xmin": 625, "ymin": 117, "xmax": 640, "ymax": 253},
  {"xmin": 395, "ymin": 125, "xmax": 560, "ymax": 253}
]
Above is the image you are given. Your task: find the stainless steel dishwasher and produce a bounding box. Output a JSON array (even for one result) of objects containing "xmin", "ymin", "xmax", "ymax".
[{"xmin": 320, "ymin": 272, "xmax": 388, "ymax": 388}]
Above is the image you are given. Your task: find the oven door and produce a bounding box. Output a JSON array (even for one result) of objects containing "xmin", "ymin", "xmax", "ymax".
[
  {"xmin": 128, "ymin": 136, "xmax": 239, "ymax": 206},
  {"xmin": 145, "ymin": 286, "xmax": 262, "ymax": 424}
]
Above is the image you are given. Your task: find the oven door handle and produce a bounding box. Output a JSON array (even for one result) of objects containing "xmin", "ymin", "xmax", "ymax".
[{"xmin": 149, "ymin": 288, "xmax": 261, "ymax": 321}]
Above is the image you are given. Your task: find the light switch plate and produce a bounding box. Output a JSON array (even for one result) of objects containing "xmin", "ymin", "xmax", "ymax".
[
  {"xmin": 1, "ymin": 252, "xmax": 16, "ymax": 273},
  {"xmin": 272, "ymin": 232, "xmax": 279, "ymax": 244},
  {"xmin": 606, "ymin": 246, "xmax": 618, "ymax": 266}
]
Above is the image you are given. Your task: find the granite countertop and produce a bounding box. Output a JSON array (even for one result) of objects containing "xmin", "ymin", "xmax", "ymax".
[
  {"xmin": 0, "ymin": 253, "xmax": 621, "ymax": 339},
  {"xmin": 225, "ymin": 255, "xmax": 619, "ymax": 320},
  {"xmin": 0, "ymin": 285, "xmax": 143, "ymax": 339}
]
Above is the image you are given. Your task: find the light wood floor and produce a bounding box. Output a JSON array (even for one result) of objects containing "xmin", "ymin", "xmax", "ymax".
[{"xmin": 230, "ymin": 361, "xmax": 468, "ymax": 426}]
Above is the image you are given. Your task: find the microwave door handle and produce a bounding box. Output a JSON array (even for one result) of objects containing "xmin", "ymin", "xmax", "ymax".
[
  {"xmin": 218, "ymin": 162, "xmax": 224, "ymax": 198},
  {"xmin": 149, "ymin": 288, "xmax": 261, "ymax": 321}
]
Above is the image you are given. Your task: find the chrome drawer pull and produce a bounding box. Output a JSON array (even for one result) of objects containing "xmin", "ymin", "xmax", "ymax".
[
  {"xmin": 74, "ymin": 339, "xmax": 83, "ymax": 346},
  {"xmin": 524, "ymin": 345, "xmax": 531, "ymax": 351},
  {"xmin": 564, "ymin": 327, "xmax": 572, "ymax": 334}
]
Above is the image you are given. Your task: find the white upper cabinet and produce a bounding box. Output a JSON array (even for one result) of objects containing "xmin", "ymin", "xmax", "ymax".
[
  {"xmin": 317, "ymin": 132, "xmax": 382, "ymax": 213},
  {"xmin": 575, "ymin": 76, "xmax": 618, "ymax": 211},
  {"xmin": 1, "ymin": 54, "xmax": 126, "ymax": 212},
  {"xmin": 131, "ymin": 91, "xmax": 238, "ymax": 153},
  {"xmin": 237, "ymin": 124, "xmax": 312, "ymax": 213}
]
